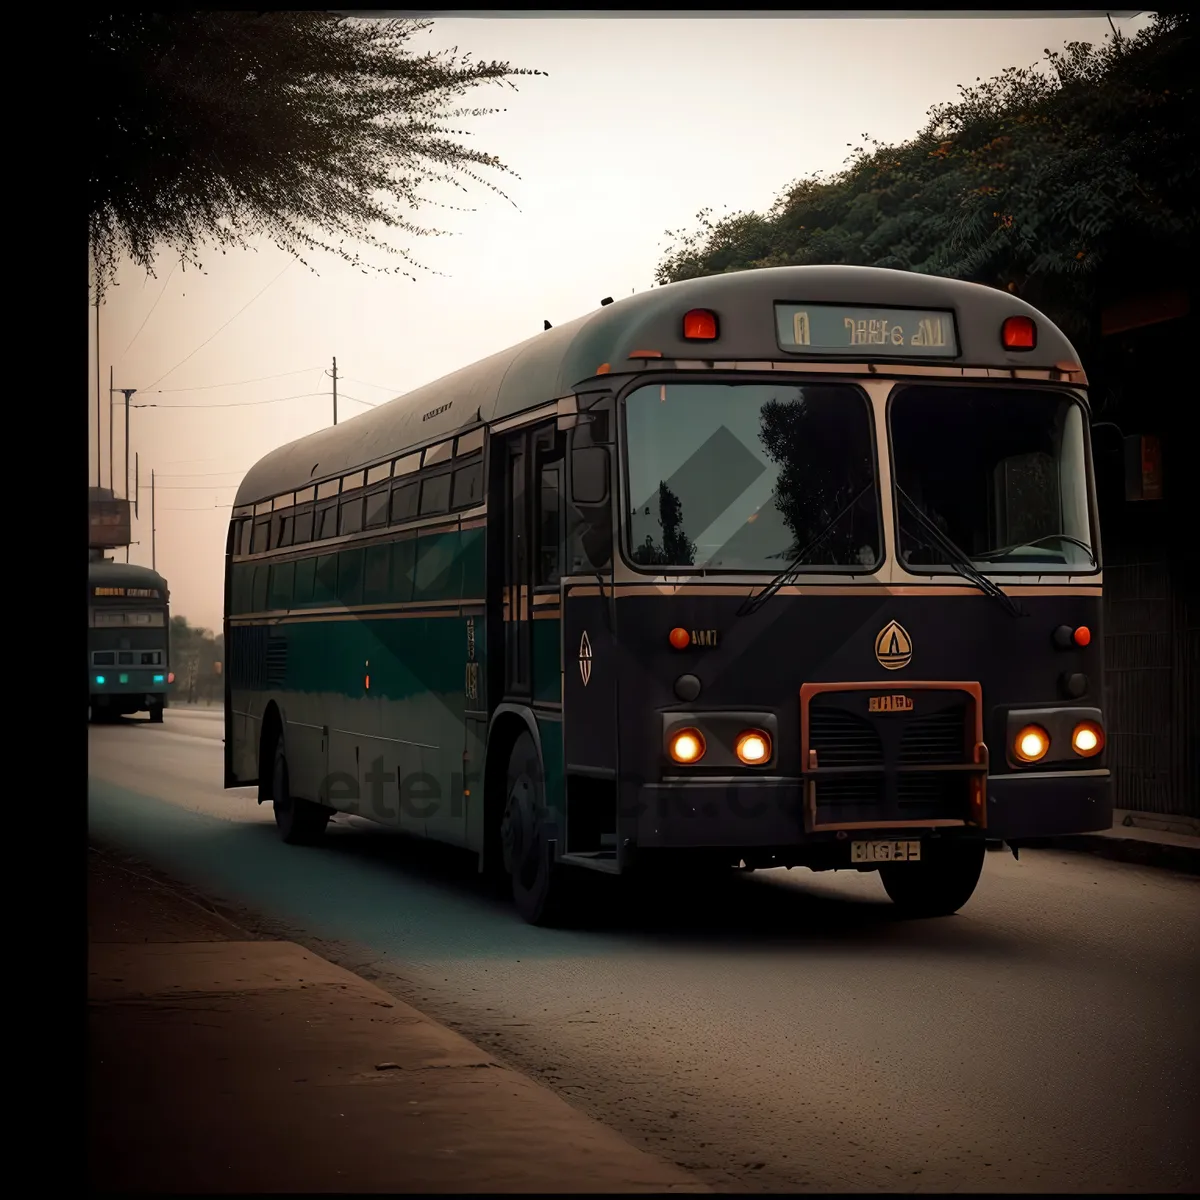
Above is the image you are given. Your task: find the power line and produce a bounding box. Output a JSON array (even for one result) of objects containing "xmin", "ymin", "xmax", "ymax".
[
  {"xmin": 342, "ymin": 375, "xmax": 400, "ymax": 394},
  {"xmin": 122, "ymin": 260, "xmax": 179, "ymax": 358},
  {"xmin": 156, "ymin": 469, "xmax": 250, "ymax": 479},
  {"xmin": 338, "ymin": 393, "xmax": 378, "ymax": 409},
  {"xmin": 133, "ymin": 390, "xmax": 327, "ymax": 410},
  {"xmin": 145, "ymin": 259, "xmax": 294, "ymax": 391},
  {"xmin": 161, "ymin": 504, "xmax": 235, "ymax": 511},
  {"xmin": 151, "ymin": 367, "xmax": 322, "ymax": 393},
  {"xmin": 142, "ymin": 483, "xmax": 241, "ymax": 490}
]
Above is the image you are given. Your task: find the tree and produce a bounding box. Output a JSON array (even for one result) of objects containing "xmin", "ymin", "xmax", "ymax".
[
  {"xmin": 87, "ymin": 14, "xmax": 545, "ymax": 298},
  {"xmin": 170, "ymin": 615, "xmax": 224, "ymax": 704},
  {"xmin": 657, "ymin": 14, "xmax": 1196, "ymax": 352}
]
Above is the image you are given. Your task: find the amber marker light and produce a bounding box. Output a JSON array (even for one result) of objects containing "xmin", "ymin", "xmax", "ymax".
[
  {"xmin": 669, "ymin": 627, "xmax": 691, "ymax": 649},
  {"xmin": 669, "ymin": 729, "xmax": 706, "ymax": 764},
  {"xmin": 736, "ymin": 730, "xmax": 771, "ymax": 765},
  {"xmin": 1071, "ymin": 721, "xmax": 1104, "ymax": 757},
  {"xmin": 1013, "ymin": 724, "xmax": 1050, "ymax": 763}
]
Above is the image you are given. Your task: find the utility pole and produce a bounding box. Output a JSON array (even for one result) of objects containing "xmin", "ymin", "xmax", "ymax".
[
  {"xmin": 95, "ymin": 298, "xmax": 101, "ymax": 487},
  {"xmin": 151, "ymin": 469, "xmax": 156, "ymax": 571},
  {"xmin": 135, "ymin": 453, "xmax": 140, "ymax": 519},
  {"xmin": 108, "ymin": 365, "xmax": 114, "ymax": 492},
  {"xmin": 111, "ymin": 386, "xmax": 137, "ymax": 501},
  {"xmin": 326, "ymin": 356, "xmax": 338, "ymax": 426}
]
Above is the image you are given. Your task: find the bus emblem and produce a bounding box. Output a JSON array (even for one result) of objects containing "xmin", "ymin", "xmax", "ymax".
[
  {"xmin": 869, "ymin": 694, "xmax": 914, "ymax": 713},
  {"xmin": 874, "ymin": 620, "xmax": 912, "ymax": 670},
  {"xmin": 579, "ymin": 631, "xmax": 593, "ymax": 686}
]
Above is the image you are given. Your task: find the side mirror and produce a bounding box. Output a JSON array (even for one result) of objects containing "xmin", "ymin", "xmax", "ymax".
[{"xmin": 572, "ymin": 446, "xmax": 610, "ymax": 505}]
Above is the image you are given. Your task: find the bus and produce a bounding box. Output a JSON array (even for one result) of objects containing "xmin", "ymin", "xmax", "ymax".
[
  {"xmin": 225, "ymin": 264, "xmax": 1111, "ymax": 925},
  {"xmin": 88, "ymin": 555, "xmax": 173, "ymax": 722}
]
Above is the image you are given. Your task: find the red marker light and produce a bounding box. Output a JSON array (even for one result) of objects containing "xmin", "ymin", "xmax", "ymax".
[
  {"xmin": 669, "ymin": 627, "xmax": 691, "ymax": 649},
  {"xmin": 682, "ymin": 309, "xmax": 718, "ymax": 340},
  {"xmin": 167, "ymin": 672, "xmax": 175, "ymax": 684},
  {"xmin": 1002, "ymin": 315, "xmax": 1036, "ymax": 350},
  {"xmin": 1073, "ymin": 626, "xmax": 1091, "ymax": 647}
]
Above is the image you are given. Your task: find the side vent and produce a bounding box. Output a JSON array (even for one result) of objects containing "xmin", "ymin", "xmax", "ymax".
[{"xmin": 266, "ymin": 636, "xmax": 288, "ymax": 688}]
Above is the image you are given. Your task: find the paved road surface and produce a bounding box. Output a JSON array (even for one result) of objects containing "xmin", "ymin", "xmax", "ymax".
[{"xmin": 88, "ymin": 708, "xmax": 1200, "ymax": 1193}]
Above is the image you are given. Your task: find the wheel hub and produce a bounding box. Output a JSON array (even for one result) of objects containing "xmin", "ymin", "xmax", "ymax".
[{"xmin": 501, "ymin": 775, "xmax": 540, "ymax": 878}]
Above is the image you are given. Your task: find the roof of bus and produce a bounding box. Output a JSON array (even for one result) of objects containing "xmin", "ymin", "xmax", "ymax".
[
  {"xmin": 235, "ymin": 264, "xmax": 1080, "ymax": 506},
  {"xmin": 88, "ymin": 559, "xmax": 169, "ymax": 592}
]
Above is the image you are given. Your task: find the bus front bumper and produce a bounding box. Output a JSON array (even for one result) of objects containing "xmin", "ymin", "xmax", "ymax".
[{"xmin": 622, "ymin": 770, "xmax": 1113, "ymax": 850}]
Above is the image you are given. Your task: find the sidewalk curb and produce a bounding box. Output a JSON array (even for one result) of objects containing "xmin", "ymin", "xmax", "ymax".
[{"xmin": 1013, "ymin": 833, "xmax": 1200, "ymax": 876}]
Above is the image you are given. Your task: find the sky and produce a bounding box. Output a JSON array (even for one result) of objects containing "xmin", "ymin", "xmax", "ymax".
[{"xmin": 87, "ymin": 12, "xmax": 1154, "ymax": 633}]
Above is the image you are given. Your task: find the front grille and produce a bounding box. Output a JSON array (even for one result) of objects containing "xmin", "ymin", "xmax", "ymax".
[
  {"xmin": 899, "ymin": 704, "xmax": 968, "ymax": 764},
  {"xmin": 807, "ymin": 689, "xmax": 975, "ymax": 828},
  {"xmin": 809, "ymin": 706, "xmax": 883, "ymax": 765}
]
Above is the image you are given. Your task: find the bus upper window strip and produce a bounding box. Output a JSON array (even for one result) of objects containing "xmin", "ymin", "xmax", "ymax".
[
  {"xmin": 456, "ymin": 428, "xmax": 485, "ymax": 458},
  {"xmin": 316, "ymin": 479, "xmax": 340, "ymax": 500}
]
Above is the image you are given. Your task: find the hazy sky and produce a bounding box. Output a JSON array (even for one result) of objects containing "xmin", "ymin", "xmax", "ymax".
[{"xmin": 87, "ymin": 12, "xmax": 1152, "ymax": 632}]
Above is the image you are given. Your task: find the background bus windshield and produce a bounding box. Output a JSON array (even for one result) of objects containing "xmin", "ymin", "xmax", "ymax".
[
  {"xmin": 890, "ymin": 386, "xmax": 1095, "ymax": 573},
  {"xmin": 624, "ymin": 382, "xmax": 880, "ymax": 571}
]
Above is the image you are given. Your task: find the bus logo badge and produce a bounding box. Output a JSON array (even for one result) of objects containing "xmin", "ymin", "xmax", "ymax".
[
  {"xmin": 874, "ymin": 620, "xmax": 912, "ymax": 670},
  {"xmin": 869, "ymin": 694, "xmax": 913, "ymax": 713},
  {"xmin": 579, "ymin": 631, "xmax": 593, "ymax": 687}
]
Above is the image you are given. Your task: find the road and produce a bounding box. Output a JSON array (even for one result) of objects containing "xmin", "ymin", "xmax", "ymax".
[{"xmin": 89, "ymin": 706, "xmax": 1200, "ymax": 1193}]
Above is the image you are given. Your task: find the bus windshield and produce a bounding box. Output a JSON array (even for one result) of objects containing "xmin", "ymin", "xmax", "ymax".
[
  {"xmin": 890, "ymin": 385, "xmax": 1096, "ymax": 574},
  {"xmin": 623, "ymin": 381, "xmax": 881, "ymax": 571}
]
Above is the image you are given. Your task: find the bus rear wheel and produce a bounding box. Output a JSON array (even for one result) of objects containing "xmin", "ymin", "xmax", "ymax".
[
  {"xmin": 879, "ymin": 839, "xmax": 985, "ymax": 918},
  {"xmin": 271, "ymin": 735, "xmax": 330, "ymax": 846},
  {"xmin": 148, "ymin": 700, "xmax": 164, "ymax": 724},
  {"xmin": 501, "ymin": 731, "xmax": 578, "ymax": 926}
]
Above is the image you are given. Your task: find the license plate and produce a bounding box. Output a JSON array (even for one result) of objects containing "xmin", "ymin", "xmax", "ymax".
[{"xmin": 851, "ymin": 840, "xmax": 921, "ymax": 863}]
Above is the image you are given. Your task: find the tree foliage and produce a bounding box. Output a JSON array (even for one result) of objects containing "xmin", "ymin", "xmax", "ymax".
[
  {"xmin": 170, "ymin": 615, "xmax": 223, "ymax": 705},
  {"xmin": 86, "ymin": 14, "xmax": 545, "ymax": 297},
  {"xmin": 657, "ymin": 14, "xmax": 1196, "ymax": 349}
]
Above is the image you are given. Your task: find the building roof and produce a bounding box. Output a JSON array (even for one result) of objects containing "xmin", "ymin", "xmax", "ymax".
[{"xmin": 235, "ymin": 264, "xmax": 1080, "ymax": 506}]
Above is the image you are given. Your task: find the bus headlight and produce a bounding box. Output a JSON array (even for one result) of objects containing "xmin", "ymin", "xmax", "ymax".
[
  {"xmin": 735, "ymin": 730, "xmax": 771, "ymax": 765},
  {"xmin": 669, "ymin": 729, "xmax": 706, "ymax": 764},
  {"xmin": 1013, "ymin": 724, "xmax": 1050, "ymax": 763},
  {"xmin": 1071, "ymin": 721, "xmax": 1104, "ymax": 757}
]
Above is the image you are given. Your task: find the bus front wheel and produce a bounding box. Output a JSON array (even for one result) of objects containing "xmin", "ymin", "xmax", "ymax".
[
  {"xmin": 879, "ymin": 839, "xmax": 986, "ymax": 918},
  {"xmin": 501, "ymin": 731, "xmax": 578, "ymax": 926},
  {"xmin": 271, "ymin": 735, "xmax": 330, "ymax": 846}
]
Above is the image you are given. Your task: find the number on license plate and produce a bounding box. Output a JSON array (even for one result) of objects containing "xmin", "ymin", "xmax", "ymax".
[{"xmin": 851, "ymin": 840, "xmax": 921, "ymax": 863}]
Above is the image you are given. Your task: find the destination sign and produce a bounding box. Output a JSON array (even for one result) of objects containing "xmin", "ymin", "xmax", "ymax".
[
  {"xmin": 93, "ymin": 586, "xmax": 160, "ymax": 598},
  {"xmin": 775, "ymin": 303, "xmax": 959, "ymax": 358}
]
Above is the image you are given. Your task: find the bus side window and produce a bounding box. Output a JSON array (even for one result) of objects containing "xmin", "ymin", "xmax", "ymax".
[
  {"xmin": 314, "ymin": 553, "xmax": 338, "ymax": 603},
  {"xmin": 537, "ymin": 461, "xmax": 563, "ymax": 585},
  {"xmin": 269, "ymin": 560, "xmax": 295, "ymax": 610},
  {"xmin": 293, "ymin": 556, "xmax": 316, "ymax": 605},
  {"xmin": 293, "ymin": 506, "xmax": 314, "ymax": 545},
  {"xmin": 250, "ymin": 520, "xmax": 269, "ymax": 554},
  {"xmin": 339, "ymin": 492, "xmax": 364, "ymax": 536},
  {"xmin": 238, "ymin": 519, "xmax": 253, "ymax": 556},
  {"xmin": 316, "ymin": 502, "xmax": 338, "ymax": 541},
  {"xmin": 420, "ymin": 473, "xmax": 452, "ymax": 516},
  {"xmin": 251, "ymin": 563, "xmax": 270, "ymax": 612}
]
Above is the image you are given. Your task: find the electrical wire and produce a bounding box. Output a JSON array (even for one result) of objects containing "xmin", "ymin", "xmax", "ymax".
[
  {"xmin": 151, "ymin": 367, "xmax": 321, "ymax": 393},
  {"xmin": 144, "ymin": 260, "xmax": 294, "ymax": 391},
  {"xmin": 134, "ymin": 390, "xmax": 327, "ymax": 410},
  {"xmin": 122, "ymin": 260, "xmax": 179, "ymax": 359}
]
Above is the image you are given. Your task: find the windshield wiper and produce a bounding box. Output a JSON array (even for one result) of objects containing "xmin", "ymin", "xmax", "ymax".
[
  {"xmin": 736, "ymin": 483, "xmax": 873, "ymax": 618},
  {"xmin": 975, "ymin": 533, "xmax": 1098, "ymax": 568},
  {"xmin": 895, "ymin": 487, "xmax": 1023, "ymax": 619}
]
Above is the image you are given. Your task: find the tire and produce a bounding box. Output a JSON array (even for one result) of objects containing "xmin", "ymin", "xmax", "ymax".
[
  {"xmin": 500, "ymin": 731, "xmax": 577, "ymax": 926},
  {"xmin": 879, "ymin": 838, "xmax": 986, "ymax": 918},
  {"xmin": 271, "ymin": 734, "xmax": 330, "ymax": 846},
  {"xmin": 148, "ymin": 701, "xmax": 164, "ymax": 724}
]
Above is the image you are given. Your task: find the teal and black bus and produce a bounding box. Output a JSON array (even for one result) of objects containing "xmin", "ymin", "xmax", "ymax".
[
  {"xmin": 225, "ymin": 265, "xmax": 1111, "ymax": 924},
  {"xmin": 89, "ymin": 556, "xmax": 172, "ymax": 722}
]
